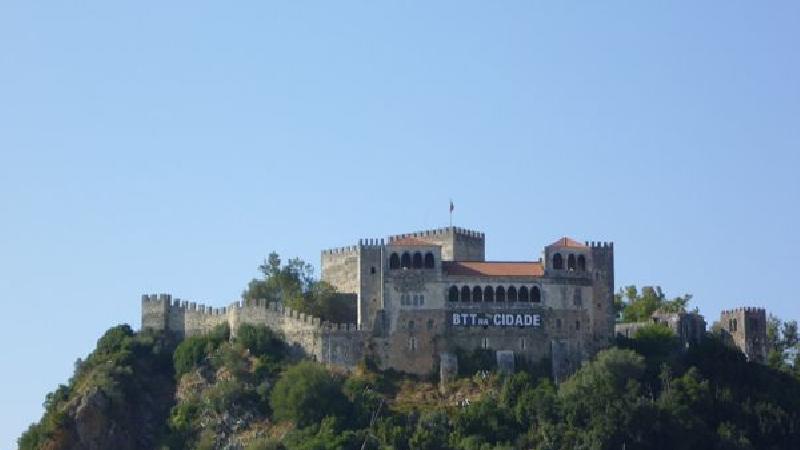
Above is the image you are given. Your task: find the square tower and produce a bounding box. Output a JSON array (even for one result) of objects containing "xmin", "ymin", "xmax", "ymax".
[
  {"xmin": 719, "ymin": 307, "xmax": 767, "ymax": 363},
  {"xmin": 388, "ymin": 227, "xmax": 485, "ymax": 262}
]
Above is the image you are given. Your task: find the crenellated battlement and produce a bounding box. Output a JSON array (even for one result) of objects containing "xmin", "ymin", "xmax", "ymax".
[
  {"xmin": 585, "ymin": 241, "xmax": 614, "ymax": 248},
  {"xmin": 388, "ymin": 226, "xmax": 485, "ymax": 241},
  {"xmin": 322, "ymin": 245, "xmax": 360, "ymax": 255},
  {"xmin": 721, "ymin": 307, "xmax": 766, "ymax": 315},
  {"xmin": 144, "ymin": 293, "xmax": 361, "ymax": 335}
]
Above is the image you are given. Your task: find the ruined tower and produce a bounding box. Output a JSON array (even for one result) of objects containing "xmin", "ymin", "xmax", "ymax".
[{"xmin": 719, "ymin": 307, "xmax": 768, "ymax": 363}]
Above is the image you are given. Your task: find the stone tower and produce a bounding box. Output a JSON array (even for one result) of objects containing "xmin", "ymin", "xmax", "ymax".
[
  {"xmin": 719, "ymin": 307, "xmax": 767, "ymax": 363},
  {"xmin": 589, "ymin": 241, "xmax": 615, "ymax": 352}
]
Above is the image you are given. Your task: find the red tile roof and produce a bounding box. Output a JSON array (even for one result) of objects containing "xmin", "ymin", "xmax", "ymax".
[
  {"xmin": 549, "ymin": 237, "xmax": 586, "ymax": 248},
  {"xmin": 442, "ymin": 261, "xmax": 543, "ymax": 277},
  {"xmin": 389, "ymin": 236, "xmax": 438, "ymax": 247}
]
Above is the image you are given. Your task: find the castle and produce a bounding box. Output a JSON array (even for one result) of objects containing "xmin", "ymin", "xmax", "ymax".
[{"xmin": 142, "ymin": 226, "xmax": 615, "ymax": 379}]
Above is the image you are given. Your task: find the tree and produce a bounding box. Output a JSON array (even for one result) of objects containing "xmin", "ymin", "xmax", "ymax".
[
  {"xmin": 270, "ymin": 361, "xmax": 349, "ymax": 427},
  {"xmin": 616, "ymin": 285, "xmax": 692, "ymax": 323},
  {"xmin": 783, "ymin": 320, "xmax": 798, "ymax": 348},
  {"xmin": 243, "ymin": 252, "xmax": 310, "ymax": 303}
]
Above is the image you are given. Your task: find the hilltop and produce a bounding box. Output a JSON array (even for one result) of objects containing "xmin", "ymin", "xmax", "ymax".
[{"xmin": 18, "ymin": 317, "xmax": 800, "ymax": 450}]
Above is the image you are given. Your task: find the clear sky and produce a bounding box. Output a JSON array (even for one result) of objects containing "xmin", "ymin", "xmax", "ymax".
[{"xmin": 1, "ymin": 1, "xmax": 798, "ymax": 447}]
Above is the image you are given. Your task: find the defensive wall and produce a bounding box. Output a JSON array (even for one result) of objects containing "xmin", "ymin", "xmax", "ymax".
[{"xmin": 141, "ymin": 294, "xmax": 365, "ymax": 368}]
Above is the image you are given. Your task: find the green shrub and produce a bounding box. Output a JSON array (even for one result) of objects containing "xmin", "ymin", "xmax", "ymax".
[
  {"xmin": 173, "ymin": 326, "xmax": 228, "ymax": 377},
  {"xmin": 237, "ymin": 323, "xmax": 285, "ymax": 360},
  {"xmin": 270, "ymin": 361, "xmax": 350, "ymax": 427}
]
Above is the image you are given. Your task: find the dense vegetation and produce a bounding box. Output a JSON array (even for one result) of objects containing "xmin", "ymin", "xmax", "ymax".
[
  {"xmin": 18, "ymin": 255, "xmax": 800, "ymax": 449},
  {"xmin": 242, "ymin": 252, "xmax": 356, "ymax": 323},
  {"xmin": 21, "ymin": 320, "xmax": 800, "ymax": 450},
  {"xmin": 614, "ymin": 285, "xmax": 694, "ymax": 322}
]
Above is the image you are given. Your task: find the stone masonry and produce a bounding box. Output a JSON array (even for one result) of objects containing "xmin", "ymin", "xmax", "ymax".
[{"xmin": 142, "ymin": 226, "xmax": 616, "ymax": 379}]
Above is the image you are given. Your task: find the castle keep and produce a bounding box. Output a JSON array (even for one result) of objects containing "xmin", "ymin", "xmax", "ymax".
[{"xmin": 142, "ymin": 227, "xmax": 615, "ymax": 378}]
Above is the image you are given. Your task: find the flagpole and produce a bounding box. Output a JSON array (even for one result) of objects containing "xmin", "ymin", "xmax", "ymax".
[{"xmin": 449, "ymin": 199, "xmax": 453, "ymax": 228}]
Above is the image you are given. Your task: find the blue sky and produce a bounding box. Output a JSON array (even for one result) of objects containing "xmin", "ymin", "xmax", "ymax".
[{"xmin": 1, "ymin": 1, "xmax": 799, "ymax": 447}]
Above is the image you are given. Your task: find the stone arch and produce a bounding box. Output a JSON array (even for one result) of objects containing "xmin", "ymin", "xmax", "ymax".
[
  {"xmin": 531, "ymin": 286, "xmax": 541, "ymax": 303},
  {"xmin": 567, "ymin": 254, "xmax": 577, "ymax": 271},
  {"xmin": 424, "ymin": 252, "xmax": 435, "ymax": 269},
  {"xmin": 461, "ymin": 286, "xmax": 471, "ymax": 302},
  {"xmin": 448, "ymin": 286, "xmax": 459, "ymax": 302},
  {"xmin": 472, "ymin": 286, "xmax": 483, "ymax": 302},
  {"xmin": 484, "ymin": 286, "xmax": 494, "ymax": 302},
  {"xmin": 389, "ymin": 253, "xmax": 400, "ymax": 270},
  {"xmin": 412, "ymin": 252, "xmax": 423, "ymax": 269},
  {"xmin": 496, "ymin": 286, "xmax": 506, "ymax": 302},
  {"xmin": 508, "ymin": 286, "xmax": 518, "ymax": 302},
  {"xmin": 519, "ymin": 286, "xmax": 529, "ymax": 302},
  {"xmin": 577, "ymin": 254, "xmax": 586, "ymax": 271},
  {"xmin": 400, "ymin": 252, "xmax": 411, "ymax": 269},
  {"xmin": 553, "ymin": 253, "xmax": 563, "ymax": 270}
]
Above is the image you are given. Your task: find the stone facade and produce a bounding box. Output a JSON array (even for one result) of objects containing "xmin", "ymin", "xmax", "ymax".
[
  {"xmin": 615, "ymin": 310, "xmax": 707, "ymax": 349},
  {"xmin": 141, "ymin": 226, "xmax": 616, "ymax": 379},
  {"xmin": 718, "ymin": 307, "xmax": 768, "ymax": 363}
]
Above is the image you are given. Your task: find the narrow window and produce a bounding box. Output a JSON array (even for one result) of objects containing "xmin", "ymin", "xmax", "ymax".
[
  {"xmin": 389, "ymin": 253, "xmax": 400, "ymax": 270},
  {"xmin": 461, "ymin": 285, "xmax": 471, "ymax": 302},
  {"xmin": 484, "ymin": 286, "xmax": 494, "ymax": 302},
  {"xmin": 408, "ymin": 320, "xmax": 415, "ymax": 331},
  {"xmin": 424, "ymin": 252, "xmax": 435, "ymax": 269},
  {"xmin": 577, "ymin": 255, "xmax": 586, "ymax": 271},
  {"xmin": 370, "ymin": 266, "xmax": 376, "ymax": 274},
  {"xmin": 508, "ymin": 286, "xmax": 518, "ymax": 302},
  {"xmin": 472, "ymin": 286, "xmax": 483, "ymax": 302},
  {"xmin": 412, "ymin": 252, "xmax": 423, "ymax": 269},
  {"xmin": 553, "ymin": 253, "xmax": 563, "ymax": 270},
  {"xmin": 496, "ymin": 286, "xmax": 506, "ymax": 302},
  {"xmin": 427, "ymin": 319, "xmax": 434, "ymax": 330},
  {"xmin": 575, "ymin": 320, "xmax": 581, "ymax": 331},
  {"xmin": 556, "ymin": 318, "xmax": 562, "ymax": 330},
  {"xmin": 400, "ymin": 252, "xmax": 411, "ymax": 269},
  {"xmin": 481, "ymin": 337, "xmax": 490, "ymax": 350},
  {"xmin": 419, "ymin": 294, "xmax": 425, "ymax": 306},
  {"xmin": 408, "ymin": 337, "xmax": 417, "ymax": 350},
  {"xmin": 401, "ymin": 294, "xmax": 407, "ymax": 306},
  {"xmin": 520, "ymin": 338, "xmax": 526, "ymax": 350},
  {"xmin": 519, "ymin": 286, "xmax": 529, "ymax": 302},
  {"xmin": 531, "ymin": 286, "xmax": 541, "ymax": 303},
  {"xmin": 412, "ymin": 294, "xmax": 419, "ymax": 306},
  {"xmin": 449, "ymin": 286, "xmax": 459, "ymax": 302},
  {"xmin": 567, "ymin": 254, "xmax": 576, "ymax": 271}
]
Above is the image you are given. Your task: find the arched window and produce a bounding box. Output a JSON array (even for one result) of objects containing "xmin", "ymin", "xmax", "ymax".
[
  {"xmin": 448, "ymin": 286, "xmax": 459, "ymax": 302},
  {"xmin": 424, "ymin": 252, "xmax": 435, "ymax": 269},
  {"xmin": 472, "ymin": 286, "xmax": 483, "ymax": 302},
  {"xmin": 577, "ymin": 255, "xmax": 586, "ymax": 271},
  {"xmin": 496, "ymin": 286, "xmax": 506, "ymax": 302},
  {"xmin": 567, "ymin": 254, "xmax": 576, "ymax": 271},
  {"xmin": 484, "ymin": 286, "xmax": 494, "ymax": 302},
  {"xmin": 400, "ymin": 252, "xmax": 411, "ymax": 269},
  {"xmin": 519, "ymin": 286, "xmax": 529, "ymax": 302},
  {"xmin": 461, "ymin": 286, "xmax": 471, "ymax": 302},
  {"xmin": 531, "ymin": 286, "xmax": 541, "ymax": 303},
  {"xmin": 553, "ymin": 253, "xmax": 563, "ymax": 270},
  {"xmin": 389, "ymin": 253, "xmax": 400, "ymax": 270},
  {"xmin": 508, "ymin": 286, "xmax": 518, "ymax": 302},
  {"xmin": 412, "ymin": 252, "xmax": 423, "ymax": 269}
]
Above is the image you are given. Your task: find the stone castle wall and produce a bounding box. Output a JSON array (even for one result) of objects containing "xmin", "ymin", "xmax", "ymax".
[
  {"xmin": 389, "ymin": 227, "xmax": 485, "ymax": 261},
  {"xmin": 720, "ymin": 307, "xmax": 767, "ymax": 363},
  {"xmin": 141, "ymin": 294, "xmax": 366, "ymax": 368}
]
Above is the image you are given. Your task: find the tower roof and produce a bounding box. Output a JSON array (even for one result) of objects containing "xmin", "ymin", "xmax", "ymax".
[
  {"xmin": 442, "ymin": 261, "xmax": 543, "ymax": 277},
  {"xmin": 549, "ymin": 237, "xmax": 586, "ymax": 248}
]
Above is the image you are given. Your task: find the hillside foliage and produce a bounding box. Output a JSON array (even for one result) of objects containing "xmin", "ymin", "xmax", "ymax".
[{"xmin": 19, "ymin": 275, "xmax": 800, "ymax": 450}]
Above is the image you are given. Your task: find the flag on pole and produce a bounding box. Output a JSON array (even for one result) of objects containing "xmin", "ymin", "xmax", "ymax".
[{"xmin": 449, "ymin": 200, "xmax": 454, "ymax": 213}]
